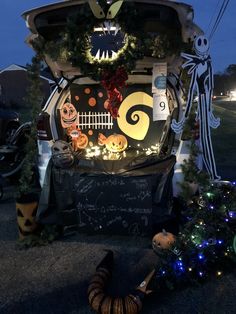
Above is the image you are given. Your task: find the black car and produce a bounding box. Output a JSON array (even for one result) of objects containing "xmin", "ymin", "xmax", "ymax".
[{"xmin": 0, "ymin": 109, "xmax": 20, "ymax": 145}]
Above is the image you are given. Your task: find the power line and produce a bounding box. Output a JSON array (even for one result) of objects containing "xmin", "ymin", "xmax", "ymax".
[
  {"xmin": 209, "ymin": 0, "xmax": 230, "ymax": 39},
  {"xmin": 207, "ymin": 0, "xmax": 221, "ymax": 34},
  {"xmin": 209, "ymin": 0, "xmax": 229, "ymax": 38}
]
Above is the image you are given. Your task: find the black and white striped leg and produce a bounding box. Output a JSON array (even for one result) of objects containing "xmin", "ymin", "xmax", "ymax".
[
  {"xmin": 199, "ymin": 94, "xmax": 212, "ymax": 176},
  {"xmin": 199, "ymin": 94, "xmax": 220, "ymax": 180}
]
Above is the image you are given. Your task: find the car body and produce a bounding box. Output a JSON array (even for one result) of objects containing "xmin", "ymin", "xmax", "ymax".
[
  {"xmin": 0, "ymin": 109, "xmax": 20, "ymax": 145},
  {"xmin": 23, "ymin": 0, "xmax": 202, "ymax": 193}
]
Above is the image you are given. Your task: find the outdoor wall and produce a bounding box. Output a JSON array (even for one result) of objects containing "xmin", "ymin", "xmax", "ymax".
[{"xmin": 0, "ymin": 70, "xmax": 52, "ymax": 109}]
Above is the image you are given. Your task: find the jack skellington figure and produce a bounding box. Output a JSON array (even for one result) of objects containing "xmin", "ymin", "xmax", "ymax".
[{"xmin": 171, "ymin": 35, "xmax": 221, "ymax": 180}]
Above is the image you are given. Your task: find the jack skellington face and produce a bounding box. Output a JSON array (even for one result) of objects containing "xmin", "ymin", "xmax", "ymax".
[{"xmin": 194, "ymin": 35, "xmax": 209, "ymax": 56}]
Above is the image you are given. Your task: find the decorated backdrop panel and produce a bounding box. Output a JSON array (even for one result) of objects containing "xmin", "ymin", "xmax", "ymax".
[{"xmin": 63, "ymin": 83, "xmax": 166, "ymax": 158}]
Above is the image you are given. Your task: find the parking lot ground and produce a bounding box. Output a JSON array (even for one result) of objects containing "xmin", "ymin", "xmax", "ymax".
[{"xmin": 0, "ymin": 184, "xmax": 236, "ymax": 314}]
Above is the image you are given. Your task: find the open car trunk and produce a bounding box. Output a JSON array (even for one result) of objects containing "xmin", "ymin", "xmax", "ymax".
[
  {"xmin": 37, "ymin": 75, "xmax": 181, "ymax": 236},
  {"xmin": 23, "ymin": 0, "xmax": 202, "ymax": 235},
  {"xmin": 22, "ymin": 0, "xmax": 202, "ymax": 79}
]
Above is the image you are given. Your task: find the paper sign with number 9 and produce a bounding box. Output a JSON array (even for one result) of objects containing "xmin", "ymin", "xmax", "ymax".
[{"xmin": 160, "ymin": 102, "xmax": 166, "ymax": 111}]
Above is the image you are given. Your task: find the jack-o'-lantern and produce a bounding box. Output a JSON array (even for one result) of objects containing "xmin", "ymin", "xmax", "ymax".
[
  {"xmin": 60, "ymin": 102, "xmax": 78, "ymax": 129},
  {"xmin": 152, "ymin": 229, "xmax": 176, "ymax": 253},
  {"xmin": 98, "ymin": 133, "xmax": 128, "ymax": 153},
  {"xmin": 16, "ymin": 201, "xmax": 38, "ymax": 239},
  {"xmin": 76, "ymin": 133, "xmax": 89, "ymax": 150},
  {"xmin": 51, "ymin": 140, "xmax": 74, "ymax": 168}
]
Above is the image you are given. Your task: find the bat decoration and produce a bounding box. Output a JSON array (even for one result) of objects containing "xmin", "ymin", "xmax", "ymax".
[{"xmin": 171, "ymin": 35, "xmax": 221, "ymax": 180}]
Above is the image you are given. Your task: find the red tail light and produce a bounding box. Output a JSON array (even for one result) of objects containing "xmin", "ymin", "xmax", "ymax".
[{"xmin": 37, "ymin": 112, "xmax": 52, "ymax": 140}]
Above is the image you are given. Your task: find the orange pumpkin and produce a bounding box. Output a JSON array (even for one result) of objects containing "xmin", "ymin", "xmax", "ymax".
[
  {"xmin": 98, "ymin": 133, "xmax": 128, "ymax": 153},
  {"xmin": 152, "ymin": 229, "xmax": 176, "ymax": 252},
  {"xmin": 76, "ymin": 133, "xmax": 89, "ymax": 149}
]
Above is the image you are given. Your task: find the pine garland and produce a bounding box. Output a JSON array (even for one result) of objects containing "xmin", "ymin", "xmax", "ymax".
[
  {"xmin": 31, "ymin": 1, "xmax": 184, "ymax": 81},
  {"xmin": 17, "ymin": 55, "xmax": 43, "ymax": 197}
]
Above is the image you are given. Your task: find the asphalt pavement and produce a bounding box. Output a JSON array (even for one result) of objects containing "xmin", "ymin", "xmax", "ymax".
[{"xmin": 0, "ymin": 185, "xmax": 236, "ymax": 314}]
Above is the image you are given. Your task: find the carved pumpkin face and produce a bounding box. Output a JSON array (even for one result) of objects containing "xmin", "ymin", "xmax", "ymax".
[
  {"xmin": 152, "ymin": 230, "xmax": 176, "ymax": 251},
  {"xmin": 51, "ymin": 140, "xmax": 74, "ymax": 168},
  {"xmin": 16, "ymin": 201, "xmax": 38, "ymax": 239},
  {"xmin": 60, "ymin": 102, "xmax": 77, "ymax": 129},
  {"xmin": 76, "ymin": 133, "xmax": 89, "ymax": 149},
  {"xmin": 99, "ymin": 133, "xmax": 128, "ymax": 153},
  {"xmin": 106, "ymin": 134, "xmax": 128, "ymax": 152}
]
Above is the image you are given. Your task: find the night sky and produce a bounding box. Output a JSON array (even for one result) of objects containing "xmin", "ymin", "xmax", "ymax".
[{"xmin": 0, "ymin": 0, "xmax": 235, "ymax": 73}]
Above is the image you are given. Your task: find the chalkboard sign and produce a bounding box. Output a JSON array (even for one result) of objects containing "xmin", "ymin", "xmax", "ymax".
[
  {"xmin": 75, "ymin": 175, "xmax": 154, "ymax": 235},
  {"xmin": 37, "ymin": 155, "xmax": 176, "ymax": 236}
]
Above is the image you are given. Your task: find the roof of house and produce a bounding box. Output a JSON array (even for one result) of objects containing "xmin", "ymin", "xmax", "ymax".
[{"xmin": 0, "ymin": 64, "xmax": 55, "ymax": 84}]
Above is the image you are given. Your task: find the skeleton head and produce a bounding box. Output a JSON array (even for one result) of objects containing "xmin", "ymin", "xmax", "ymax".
[
  {"xmin": 194, "ymin": 35, "xmax": 209, "ymax": 56},
  {"xmin": 51, "ymin": 140, "xmax": 74, "ymax": 168}
]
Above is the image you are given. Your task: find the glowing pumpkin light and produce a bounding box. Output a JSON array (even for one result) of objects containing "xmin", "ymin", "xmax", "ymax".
[{"xmin": 98, "ymin": 133, "xmax": 128, "ymax": 153}]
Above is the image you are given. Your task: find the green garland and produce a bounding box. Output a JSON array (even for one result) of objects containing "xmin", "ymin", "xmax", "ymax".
[
  {"xmin": 32, "ymin": 1, "xmax": 184, "ymax": 81},
  {"xmin": 17, "ymin": 55, "xmax": 43, "ymax": 197}
]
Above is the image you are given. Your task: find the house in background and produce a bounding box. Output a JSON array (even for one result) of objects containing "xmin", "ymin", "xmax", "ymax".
[{"xmin": 0, "ymin": 64, "xmax": 55, "ymax": 109}]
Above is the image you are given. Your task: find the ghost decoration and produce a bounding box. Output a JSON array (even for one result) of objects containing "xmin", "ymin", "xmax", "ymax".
[
  {"xmin": 60, "ymin": 102, "xmax": 78, "ymax": 129},
  {"xmin": 171, "ymin": 35, "xmax": 220, "ymax": 180},
  {"xmin": 51, "ymin": 140, "xmax": 74, "ymax": 168}
]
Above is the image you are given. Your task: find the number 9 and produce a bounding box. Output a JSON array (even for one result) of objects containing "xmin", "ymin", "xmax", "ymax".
[{"xmin": 160, "ymin": 101, "xmax": 166, "ymax": 111}]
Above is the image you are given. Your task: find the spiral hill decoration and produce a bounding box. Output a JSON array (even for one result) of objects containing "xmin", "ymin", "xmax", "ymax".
[
  {"xmin": 117, "ymin": 92, "xmax": 153, "ymax": 140},
  {"xmin": 88, "ymin": 250, "xmax": 155, "ymax": 314}
]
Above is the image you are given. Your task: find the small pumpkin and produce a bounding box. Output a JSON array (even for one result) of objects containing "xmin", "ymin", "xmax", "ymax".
[
  {"xmin": 98, "ymin": 133, "xmax": 128, "ymax": 153},
  {"xmin": 152, "ymin": 229, "xmax": 176, "ymax": 252},
  {"xmin": 76, "ymin": 133, "xmax": 89, "ymax": 149}
]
